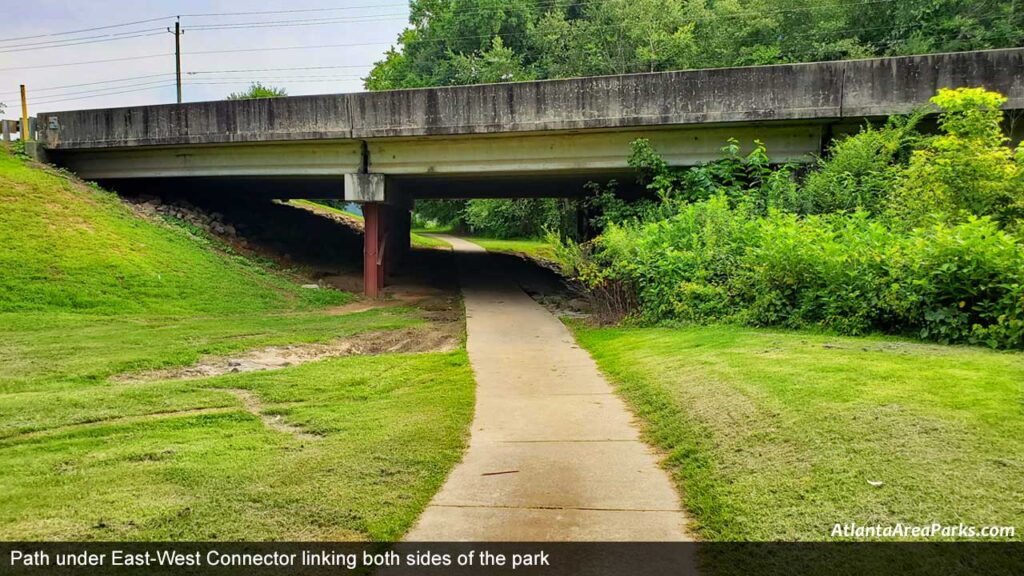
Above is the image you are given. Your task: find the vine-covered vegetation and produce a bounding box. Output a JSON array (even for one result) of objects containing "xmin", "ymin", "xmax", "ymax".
[{"xmin": 554, "ymin": 88, "xmax": 1024, "ymax": 349}]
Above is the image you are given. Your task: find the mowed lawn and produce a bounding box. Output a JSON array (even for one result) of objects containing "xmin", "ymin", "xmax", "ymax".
[
  {"xmin": 570, "ymin": 324, "xmax": 1024, "ymax": 541},
  {"xmin": 461, "ymin": 237, "xmax": 556, "ymax": 262},
  {"xmin": 0, "ymin": 151, "xmax": 475, "ymax": 540},
  {"xmin": 0, "ymin": 345, "xmax": 473, "ymax": 541}
]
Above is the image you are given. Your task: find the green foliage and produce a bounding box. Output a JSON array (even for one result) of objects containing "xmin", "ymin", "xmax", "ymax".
[
  {"xmin": 579, "ymin": 200, "xmax": 1024, "ymax": 348},
  {"xmin": 367, "ymin": 0, "xmax": 1024, "ymax": 90},
  {"xmin": 461, "ymin": 198, "xmax": 567, "ymax": 238},
  {"xmin": 560, "ymin": 88, "xmax": 1024, "ymax": 349},
  {"xmin": 614, "ymin": 137, "xmax": 804, "ymax": 217},
  {"xmin": 890, "ymin": 88, "xmax": 1023, "ymax": 228},
  {"xmin": 413, "ymin": 199, "xmax": 468, "ymax": 230},
  {"xmin": 530, "ymin": 0, "xmax": 698, "ymax": 77},
  {"xmin": 898, "ymin": 218, "xmax": 1024, "ymax": 347},
  {"xmin": 450, "ymin": 36, "xmax": 536, "ymax": 84},
  {"xmin": 414, "ymin": 197, "xmax": 577, "ymax": 239},
  {"xmin": 225, "ymin": 82, "xmax": 288, "ymax": 100},
  {"xmin": 0, "ymin": 150, "xmax": 346, "ymax": 314},
  {"xmin": 802, "ymin": 114, "xmax": 924, "ymax": 214},
  {"xmin": 573, "ymin": 322, "xmax": 1024, "ymax": 542}
]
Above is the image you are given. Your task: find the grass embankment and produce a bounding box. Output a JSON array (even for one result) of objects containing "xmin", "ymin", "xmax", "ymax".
[
  {"xmin": 570, "ymin": 323, "xmax": 1024, "ymax": 541},
  {"xmin": 460, "ymin": 237, "xmax": 556, "ymax": 262},
  {"xmin": 290, "ymin": 200, "xmax": 449, "ymax": 250},
  {"xmin": 0, "ymin": 152, "xmax": 474, "ymax": 540},
  {"xmin": 411, "ymin": 225, "xmax": 557, "ymax": 262}
]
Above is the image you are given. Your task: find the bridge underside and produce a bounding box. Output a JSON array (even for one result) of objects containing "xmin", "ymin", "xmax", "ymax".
[
  {"xmin": 34, "ymin": 49, "xmax": 1024, "ymax": 297},
  {"xmin": 73, "ymin": 121, "xmax": 844, "ymax": 297}
]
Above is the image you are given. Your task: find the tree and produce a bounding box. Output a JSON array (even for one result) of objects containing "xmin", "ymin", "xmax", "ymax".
[
  {"xmin": 366, "ymin": 0, "xmax": 1024, "ymax": 90},
  {"xmin": 226, "ymin": 82, "xmax": 288, "ymax": 100}
]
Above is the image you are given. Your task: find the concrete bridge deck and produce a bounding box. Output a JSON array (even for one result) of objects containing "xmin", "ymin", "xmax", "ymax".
[{"xmin": 30, "ymin": 48, "xmax": 1024, "ymax": 295}]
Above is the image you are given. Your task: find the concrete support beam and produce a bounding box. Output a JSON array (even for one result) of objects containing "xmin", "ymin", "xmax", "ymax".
[
  {"xmin": 49, "ymin": 141, "xmax": 362, "ymax": 180},
  {"xmin": 367, "ymin": 124, "xmax": 826, "ymax": 174},
  {"xmin": 351, "ymin": 174, "xmax": 410, "ymax": 296},
  {"xmin": 344, "ymin": 173, "xmax": 386, "ymax": 202}
]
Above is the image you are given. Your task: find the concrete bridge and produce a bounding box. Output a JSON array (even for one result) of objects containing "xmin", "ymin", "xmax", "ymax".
[{"xmin": 32, "ymin": 48, "xmax": 1024, "ymax": 295}]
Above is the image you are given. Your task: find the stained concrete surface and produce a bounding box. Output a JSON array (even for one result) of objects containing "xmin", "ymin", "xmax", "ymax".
[
  {"xmin": 404, "ymin": 235, "xmax": 691, "ymax": 542},
  {"xmin": 42, "ymin": 49, "xmax": 1024, "ymax": 149}
]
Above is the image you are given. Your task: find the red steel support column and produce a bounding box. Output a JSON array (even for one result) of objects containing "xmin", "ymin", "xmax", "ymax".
[{"xmin": 363, "ymin": 203, "xmax": 385, "ymax": 298}]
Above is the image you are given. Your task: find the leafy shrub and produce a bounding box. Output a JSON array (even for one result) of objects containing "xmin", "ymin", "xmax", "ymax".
[
  {"xmin": 412, "ymin": 198, "xmax": 576, "ymax": 238},
  {"xmin": 802, "ymin": 114, "xmax": 923, "ymax": 215},
  {"xmin": 557, "ymin": 87, "xmax": 1024, "ymax": 348},
  {"xmin": 462, "ymin": 198, "xmax": 571, "ymax": 238},
  {"xmin": 890, "ymin": 88, "xmax": 1024, "ymax": 229},
  {"xmin": 895, "ymin": 218, "xmax": 1024, "ymax": 347},
  {"xmin": 577, "ymin": 202, "xmax": 1024, "ymax": 348},
  {"xmin": 413, "ymin": 199, "xmax": 468, "ymax": 230}
]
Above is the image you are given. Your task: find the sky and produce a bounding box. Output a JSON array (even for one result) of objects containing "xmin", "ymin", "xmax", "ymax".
[{"xmin": 0, "ymin": 0, "xmax": 412, "ymax": 119}]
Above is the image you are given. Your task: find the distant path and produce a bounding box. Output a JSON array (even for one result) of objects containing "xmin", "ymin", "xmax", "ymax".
[{"xmin": 405, "ymin": 234, "xmax": 691, "ymax": 541}]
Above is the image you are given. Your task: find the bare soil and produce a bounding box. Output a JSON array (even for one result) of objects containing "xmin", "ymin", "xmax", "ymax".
[{"xmin": 112, "ymin": 325, "xmax": 460, "ymax": 383}]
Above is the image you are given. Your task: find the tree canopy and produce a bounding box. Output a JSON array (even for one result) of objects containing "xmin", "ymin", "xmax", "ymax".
[
  {"xmin": 226, "ymin": 82, "xmax": 288, "ymax": 100},
  {"xmin": 365, "ymin": 0, "xmax": 1024, "ymax": 90}
]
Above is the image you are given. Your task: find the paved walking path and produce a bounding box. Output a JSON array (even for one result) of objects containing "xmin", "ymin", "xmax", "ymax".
[{"xmin": 405, "ymin": 235, "xmax": 690, "ymax": 541}]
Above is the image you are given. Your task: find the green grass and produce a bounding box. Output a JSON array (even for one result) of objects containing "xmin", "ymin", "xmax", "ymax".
[
  {"xmin": 0, "ymin": 351, "xmax": 473, "ymax": 540},
  {"xmin": 570, "ymin": 323, "xmax": 1024, "ymax": 542},
  {"xmin": 0, "ymin": 154, "xmax": 348, "ymax": 315},
  {"xmin": 0, "ymin": 152, "xmax": 476, "ymax": 541},
  {"xmin": 457, "ymin": 236, "xmax": 556, "ymax": 261},
  {"xmin": 289, "ymin": 200, "xmax": 449, "ymax": 250}
]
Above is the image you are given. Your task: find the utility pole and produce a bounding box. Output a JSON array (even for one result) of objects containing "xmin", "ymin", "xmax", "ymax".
[
  {"xmin": 168, "ymin": 17, "xmax": 183, "ymax": 103},
  {"xmin": 19, "ymin": 84, "xmax": 29, "ymax": 141}
]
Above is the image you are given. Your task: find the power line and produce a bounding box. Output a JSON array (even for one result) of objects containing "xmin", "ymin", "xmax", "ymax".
[
  {"xmin": 188, "ymin": 64, "xmax": 374, "ymax": 75},
  {"xmin": 16, "ymin": 83, "xmax": 178, "ymax": 107},
  {"xmin": 0, "ymin": 26, "xmax": 166, "ymax": 50},
  {"xmin": 0, "ymin": 15, "xmax": 174, "ymax": 44},
  {"xmin": 18, "ymin": 79, "xmax": 177, "ymax": 100},
  {"xmin": 179, "ymin": 2, "xmax": 408, "ymax": 18},
  {"xmin": 187, "ymin": 41, "xmax": 392, "ymax": 56},
  {"xmin": 0, "ymin": 53, "xmax": 172, "ymax": 72},
  {"xmin": 188, "ymin": 77, "xmax": 365, "ymax": 84},
  {"xmin": 0, "ymin": 30, "xmax": 165, "ymax": 53},
  {"xmin": 188, "ymin": 13, "xmax": 407, "ymax": 31},
  {"xmin": 0, "ymin": 74, "xmax": 174, "ymax": 96}
]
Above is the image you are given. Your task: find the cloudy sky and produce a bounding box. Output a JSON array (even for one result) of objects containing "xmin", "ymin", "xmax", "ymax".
[{"xmin": 0, "ymin": 0, "xmax": 411, "ymax": 119}]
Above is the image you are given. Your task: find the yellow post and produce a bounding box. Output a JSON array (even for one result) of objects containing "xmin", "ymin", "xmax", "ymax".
[{"xmin": 19, "ymin": 84, "xmax": 29, "ymax": 141}]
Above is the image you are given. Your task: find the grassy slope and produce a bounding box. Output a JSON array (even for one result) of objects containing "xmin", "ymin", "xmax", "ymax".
[
  {"xmin": 463, "ymin": 237, "xmax": 557, "ymax": 262},
  {"xmin": 411, "ymin": 227, "xmax": 557, "ymax": 261},
  {"xmin": 0, "ymin": 154, "xmax": 347, "ymax": 315},
  {"xmin": 0, "ymin": 152, "xmax": 475, "ymax": 540},
  {"xmin": 571, "ymin": 323, "xmax": 1024, "ymax": 541}
]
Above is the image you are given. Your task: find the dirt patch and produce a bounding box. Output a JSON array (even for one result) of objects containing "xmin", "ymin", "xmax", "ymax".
[
  {"xmin": 221, "ymin": 388, "xmax": 319, "ymax": 440},
  {"xmin": 112, "ymin": 326, "xmax": 460, "ymax": 384}
]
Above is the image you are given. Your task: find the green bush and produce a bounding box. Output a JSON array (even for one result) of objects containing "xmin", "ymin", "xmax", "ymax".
[
  {"xmin": 462, "ymin": 198, "xmax": 571, "ymax": 238},
  {"xmin": 412, "ymin": 198, "xmax": 577, "ymax": 238},
  {"xmin": 802, "ymin": 114, "xmax": 922, "ymax": 215},
  {"xmin": 561, "ymin": 89, "xmax": 1024, "ymax": 348},
  {"xmin": 896, "ymin": 218, "xmax": 1024, "ymax": 347},
  {"xmin": 578, "ymin": 202, "xmax": 1024, "ymax": 348},
  {"xmin": 889, "ymin": 88, "xmax": 1024, "ymax": 229}
]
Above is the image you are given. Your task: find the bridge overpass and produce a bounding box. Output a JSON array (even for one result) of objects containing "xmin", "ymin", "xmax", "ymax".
[{"xmin": 31, "ymin": 48, "xmax": 1024, "ymax": 296}]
